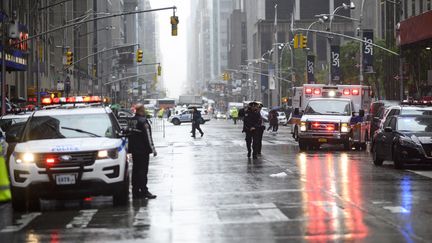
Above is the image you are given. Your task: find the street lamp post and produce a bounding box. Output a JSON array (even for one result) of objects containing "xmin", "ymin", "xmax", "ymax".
[
  {"xmin": 326, "ymin": 2, "xmax": 355, "ymax": 85},
  {"xmin": 358, "ymin": 0, "xmax": 366, "ymax": 85}
]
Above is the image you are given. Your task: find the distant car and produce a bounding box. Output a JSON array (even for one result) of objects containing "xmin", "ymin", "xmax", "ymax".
[
  {"xmin": 260, "ymin": 107, "xmax": 269, "ymax": 122},
  {"xmin": 277, "ymin": 111, "xmax": 288, "ymax": 125},
  {"xmin": 169, "ymin": 107, "xmax": 210, "ymax": 125},
  {"xmin": 372, "ymin": 115, "xmax": 432, "ymax": 169},
  {"xmin": 215, "ymin": 112, "xmax": 227, "ymax": 119}
]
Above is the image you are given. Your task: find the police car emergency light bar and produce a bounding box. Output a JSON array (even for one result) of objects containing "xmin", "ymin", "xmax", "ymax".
[{"xmin": 41, "ymin": 96, "xmax": 104, "ymax": 105}]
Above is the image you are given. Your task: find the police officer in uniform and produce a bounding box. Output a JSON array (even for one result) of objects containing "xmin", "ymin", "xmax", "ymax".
[
  {"xmin": 128, "ymin": 104, "xmax": 157, "ymax": 199},
  {"xmin": 243, "ymin": 102, "xmax": 261, "ymax": 159}
]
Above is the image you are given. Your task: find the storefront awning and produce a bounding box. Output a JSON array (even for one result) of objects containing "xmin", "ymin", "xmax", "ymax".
[{"xmin": 400, "ymin": 10, "xmax": 432, "ymax": 46}]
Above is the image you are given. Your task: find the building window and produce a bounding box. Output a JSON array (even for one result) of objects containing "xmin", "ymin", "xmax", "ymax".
[
  {"xmin": 412, "ymin": 0, "xmax": 416, "ymax": 16},
  {"xmin": 420, "ymin": 0, "xmax": 424, "ymax": 13},
  {"xmin": 428, "ymin": 0, "xmax": 431, "ymax": 10},
  {"xmin": 404, "ymin": 0, "xmax": 408, "ymax": 19}
]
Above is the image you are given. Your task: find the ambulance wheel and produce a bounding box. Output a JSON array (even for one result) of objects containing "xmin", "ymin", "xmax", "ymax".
[
  {"xmin": 343, "ymin": 141, "xmax": 352, "ymax": 151},
  {"xmin": 299, "ymin": 140, "xmax": 308, "ymax": 151}
]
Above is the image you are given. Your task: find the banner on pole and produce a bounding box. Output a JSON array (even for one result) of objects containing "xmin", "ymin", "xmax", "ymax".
[
  {"xmin": 331, "ymin": 45, "xmax": 341, "ymax": 82},
  {"xmin": 307, "ymin": 55, "xmax": 315, "ymax": 84},
  {"xmin": 362, "ymin": 29, "xmax": 374, "ymax": 73}
]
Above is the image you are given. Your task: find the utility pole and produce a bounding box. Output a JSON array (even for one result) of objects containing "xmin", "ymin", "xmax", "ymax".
[{"xmin": 1, "ymin": 15, "xmax": 6, "ymax": 115}]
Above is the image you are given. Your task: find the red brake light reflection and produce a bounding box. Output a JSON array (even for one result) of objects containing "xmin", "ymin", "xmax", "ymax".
[{"xmin": 46, "ymin": 158, "xmax": 56, "ymax": 165}]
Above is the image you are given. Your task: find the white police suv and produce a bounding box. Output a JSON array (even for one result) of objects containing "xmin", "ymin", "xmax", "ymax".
[{"xmin": 7, "ymin": 107, "xmax": 129, "ymax": 211}]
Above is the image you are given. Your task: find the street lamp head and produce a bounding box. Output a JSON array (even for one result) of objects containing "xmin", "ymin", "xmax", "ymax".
[
  {"xmin": 321, "ymin": 15, "xmax": 329, "ymax": 22},
  {"xmin": 343, "ymin": 2, "xmax": 356, "ymax": 10}
]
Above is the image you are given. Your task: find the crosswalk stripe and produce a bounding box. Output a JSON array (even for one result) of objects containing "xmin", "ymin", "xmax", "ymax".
[
  {"xmin": 66, "ymin": 209, "xmax": 98, "ymax": 229},
  {"xmin": 0, "ymin": 213, "xmax": 41, "ymax": 233}
]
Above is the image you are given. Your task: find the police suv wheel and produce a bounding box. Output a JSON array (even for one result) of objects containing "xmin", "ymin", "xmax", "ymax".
[
  {"xmin": 113, "ymin": 176, "xmax": 130, "ymax": 206},
  {"xmin": 11, "ymin": 187, "xmax": 40, "ymax": 212}
]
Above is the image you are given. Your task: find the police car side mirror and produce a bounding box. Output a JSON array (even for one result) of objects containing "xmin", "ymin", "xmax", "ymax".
[
  {"xmin": 6, "ymin": 132, "xmax": 19, "ymax": 143},
  {"xmin": 384, "ymin": 127, "xmax": 393, "ymax": 133}
]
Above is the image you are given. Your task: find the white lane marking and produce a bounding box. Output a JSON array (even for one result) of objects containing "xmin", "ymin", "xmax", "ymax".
[
  {"xmin": 372, "ymin": 201, "xmax": 393, "ymax": 205},
  {"xmin": 383, "ymin": 206, "xmax": 410, "ymax": 213},
  {"xmin": 133, "ymin": 207, "xmax": 150, "ymax": 227},
  {"xmin": 217, "ymin": 203, "xmax": 276, "ymax": 210},
  {"xmin": 192, "ymin": 141, "xmax": 207, "ymax": 146},
  {"xmin": 1, "ymin": 213, "xmax": 41, "ymax": 233},
  {"xmin": 269, "ymin": 172, "xmax": 288, "ymax": 177},
  {"xmin": 66, "ymin": 209, "xmax": 98, "ymax": 229},
  {"xmin": 259, "ymin": 208, "xmax": 290, "ymax": 222},
  {"xmin": 408, "ymin": 170, "xmax": 432, "ymax": 179}
]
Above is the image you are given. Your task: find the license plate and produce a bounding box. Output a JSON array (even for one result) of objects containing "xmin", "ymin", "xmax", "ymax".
[
  {"xmin": 318, "ymin": 138, "xmax": 327, "ymax": 143},
  {"xmin": 55, "ymin": 174, "xmax": 76, "ymax": 185}
]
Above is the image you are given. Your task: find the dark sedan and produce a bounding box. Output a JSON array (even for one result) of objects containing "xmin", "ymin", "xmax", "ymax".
[{"xmin": 372, "ymin": 115, "xmax": 432, "ymax": 169}]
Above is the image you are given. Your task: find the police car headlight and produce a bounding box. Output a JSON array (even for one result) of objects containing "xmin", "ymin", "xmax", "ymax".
[
  {"xmin": 300, "ymin": 122, "xmax": 307, "ymax": 132},
  {"xmin": 97, "ymin": 148, "xmax": 118, "ymax": 159},
  {"xmin": 15, "ymin": 152, "xmax": 35, "ymax": 164},
  {"xmin": 341, "ymin": 123, "xmax": 350, "ymax": 133}
]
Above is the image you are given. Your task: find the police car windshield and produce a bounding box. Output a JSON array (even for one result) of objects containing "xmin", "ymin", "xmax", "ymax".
[
  {"xmin": 398, "ymin": 117, "xmax": 432, "ymax": 132},
  {"xmin": 23, "ymin": 114, "xmax": 115, "ymax": 141},
  {"xmin": 304, "ymin": 100, "xmax": 351, "ymax": 116}
]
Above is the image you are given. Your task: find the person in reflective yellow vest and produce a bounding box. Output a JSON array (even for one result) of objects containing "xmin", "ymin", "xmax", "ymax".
[
  {"xmin": 0, "ymin": 134, "xmax": 11, "ymax": 202},
  {"xmin": 231, "ymin": 108, "xmax": 239, "ymax": 125}
]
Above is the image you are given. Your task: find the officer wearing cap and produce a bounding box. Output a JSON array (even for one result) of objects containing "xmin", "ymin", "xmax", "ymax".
[{"xmin": 242, "ymin": 101, "xmax": 261, "ymax": 159}]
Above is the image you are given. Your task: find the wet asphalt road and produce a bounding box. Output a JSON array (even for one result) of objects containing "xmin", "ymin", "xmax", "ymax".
[{"xmin": 1, "ymin": 119, "xmax": 432, "ymax": 242}]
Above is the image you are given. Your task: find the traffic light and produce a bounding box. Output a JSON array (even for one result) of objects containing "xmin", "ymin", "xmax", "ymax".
[
  {"xmin": 222, "ymin": 72, "xmax": 230, "ymax": 81},
  {"xmin": 157, "ymin": 64, "xmax": 162, "ymax": 76},
  {"xmin": 171, "ymin": 15, "xmax": 179, "ymax": 36},
  {"xmin": 293, "ymin": 34, "xmax": 300, "ymax": 49},
  {"xmin": 66, "ymin": 49, "xmax": 73, "ymax": 65},
  {"xmin": 136, "ymin": 48, "xmax": 143, "ymax": 63},
  {"xmin": 300, "ymin": 35, "xmax": 308, "ymax": 49}
]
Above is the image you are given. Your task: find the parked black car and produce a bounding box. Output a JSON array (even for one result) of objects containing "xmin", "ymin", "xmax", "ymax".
[
  {"xmin": 369, "ymin": 100, "xmax": 399, "ymax": 140},
  {"xmin": 372, "ymin": 115, "xmax": 432, "ymax": 169}
]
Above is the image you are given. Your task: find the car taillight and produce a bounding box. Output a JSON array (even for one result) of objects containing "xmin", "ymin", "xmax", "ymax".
[
  {"xmin": 313, "ymin": 88, "xmax": 321, "ymax": 95},
  {"xmin": 343, "ymin": 89, "xmax": 350, "ymax": 95},
  {"xmin": 352, "ymin": 89, "xmax": 359, "ymax": 95},
  {"xmin": 305, "ymin": 88, "xmax": 312, "ymax": 94}
]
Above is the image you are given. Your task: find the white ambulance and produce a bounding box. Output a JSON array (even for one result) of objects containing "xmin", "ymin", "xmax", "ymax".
[
  {"xmin": 290, "ymin": 84, "xmax": 373, "ymax": 150},
  {"xmin": 7, "ymin": 102, "xmax": 129, "ymax": 211}
]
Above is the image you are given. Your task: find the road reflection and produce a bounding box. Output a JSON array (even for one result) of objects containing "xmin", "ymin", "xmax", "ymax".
[{"xmin": 297, "ymin": 152, "xmax": 368, "ymax": 241}]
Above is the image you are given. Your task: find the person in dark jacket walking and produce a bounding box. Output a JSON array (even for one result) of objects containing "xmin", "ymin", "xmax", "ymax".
[
  {"xmin": 267, "ymin": 109, "xmax": 279, "ymax": 132},
  {"xmin": 128, "ymin": 104, "xmax": 157, "ymax": 199},
  {"xmin": 191, "ymin": 107, "xmax": 204, "ymax": 138},
  {"xmin": 243, "ymin": 102, "xmax": 261, "ymax": 159}
]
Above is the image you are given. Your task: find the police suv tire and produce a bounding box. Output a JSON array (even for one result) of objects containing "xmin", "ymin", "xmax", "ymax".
[
  {"xmin": 372, "ymin": 143, "xmax": 384, "ymax": 166},
  {"xmin": 113, "ymin": 176, "xmax": 130, "ymax": 206},
  {"xmin": 393, "ymin": 146, "xmax": 404, "ymax": 170},
  {"xmin": 11, "ymin": 187, "xmax": 40, "ymax": 212},
  {"xmin": 172, "ymin": 118, "xmax": 181, "ymax": 125}
]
